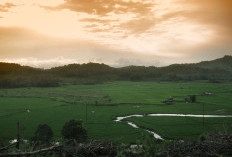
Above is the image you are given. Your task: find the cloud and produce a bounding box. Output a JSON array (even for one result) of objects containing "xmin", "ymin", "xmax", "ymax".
[
  {"xmin": 80, "ymin": 18, "xmax": 117, "ymax": 24},
  {"xmin": 42, "ymin": 0, "xmax": 232, "ymax": 39},
  {"xmin": 1, "ymin": 0, "xmax": 232, "ymax": 67},
  {"xmin": 0, "ymin": 26, "xmax": 170, "ymax": 68},
  {"xmin": 81, "ymin": 18, "xmax": 119, "ymax": 32},
  {"xmin": 162, "ymin": 0, "xmax": 232, "ymax": 37},
  {"xmin": 119, "ymin": 17, "xmax": 155, "ymax": 35},
  {"xmin": 41, "ymin": 0, "xmax": 154, "ymax": 17},
  {"xmin": 0, "ymin": 3, "xmax": 16, "ymax": 12},
  {"xmin": 1, "ymin": 57, "xmax": 81, "ymax": 69},
  {"xmin": 40, "ymin": 0, "xmax": 155, "ymax": 35}
]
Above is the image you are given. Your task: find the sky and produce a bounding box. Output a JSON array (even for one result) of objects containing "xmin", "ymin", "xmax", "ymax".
[{"xmin": 0, "ymin": 0, "xmax": 232, "ymax": 68}]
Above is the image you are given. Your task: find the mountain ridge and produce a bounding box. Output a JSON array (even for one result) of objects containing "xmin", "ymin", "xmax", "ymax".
[
  {"xmin": 0, "ymin": 55, "xmax": 231, "ymax": 88},
  {"xmin": 1, "ymin": 55, "xmax": 231, "ymax": 70}
]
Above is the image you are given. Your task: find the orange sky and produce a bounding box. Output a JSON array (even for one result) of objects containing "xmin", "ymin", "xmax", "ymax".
[{"xmin": 0, "ymin": 0, "xmax": 232, "ymax": 68}]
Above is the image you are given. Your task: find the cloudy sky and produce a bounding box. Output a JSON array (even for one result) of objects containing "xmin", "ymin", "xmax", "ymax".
[{"xmin": 0, "ymin": 0, "xmax": 231, "ymax": 68}]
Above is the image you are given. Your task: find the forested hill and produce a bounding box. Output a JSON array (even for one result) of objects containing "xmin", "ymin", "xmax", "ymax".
[
  {"xmin": 0, "ymin": 56, "xmax": 232, "ymax": 88},
  {"xmin": 0, "ymin": 62, "xmax": 42, "ymax": 74},
  {"xmin": 193, "ymin": 55, "xmax": 232, "ymax": 71}
]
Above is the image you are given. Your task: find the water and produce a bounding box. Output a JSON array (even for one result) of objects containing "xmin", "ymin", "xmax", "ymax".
[
  {"xmin": 115, "ymin": 113, "xmax": 232, "ymax": 140},
  {"xmin": 115, "ymin": 114, "xmax": 143, "ymax": 122},
  {"xmin": 125, "ymin": 121, "xmax": 163, "ymax": 140},
  {"xmin": 127, "ymin": 122, "xmax": 139, "ymax": 128},
  {"xmin": 148, "ymin": 114, "xmax": 232, "ymax": 118}
]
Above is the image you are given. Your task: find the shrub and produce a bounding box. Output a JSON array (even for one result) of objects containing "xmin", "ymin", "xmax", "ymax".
[
  {"xmin": 61, "ymin": 120, "xmax": 87, "ymax": 142},
  {"xmin": 32, "ymin": 124, "xmax": 53, "ymax": 144},
  {"xmin": 190, "ymin": 95, "xmax": 196, "ymax": 103}
]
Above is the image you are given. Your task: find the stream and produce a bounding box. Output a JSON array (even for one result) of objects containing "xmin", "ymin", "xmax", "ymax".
[{"xmin": 115, "ymin": 114, "xmax": 232, "ymax": 140}]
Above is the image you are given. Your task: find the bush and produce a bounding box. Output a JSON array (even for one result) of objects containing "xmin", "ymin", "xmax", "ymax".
[
  {"xmin": 61, "ymin": 120, "xmax": 87, "ymax": 142},
  {"xmin": 190, "ymin": 95, "xmax": 196, "ymax": 103},
  {"xmin": 32, "ymin": 124, "xmax": 53, "ymax": 144}
]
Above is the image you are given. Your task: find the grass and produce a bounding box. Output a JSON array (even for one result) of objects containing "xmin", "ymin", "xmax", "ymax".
[
  {"xmin": 0, "ymin": 81, "xmax": 232, "ymax": 143},
  {"xmin": 126, "ymin": 116, "xmax": 232, "ymax": 140}
]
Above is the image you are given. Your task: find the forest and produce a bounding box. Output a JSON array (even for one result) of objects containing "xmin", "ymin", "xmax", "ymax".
[{"xmin": 0, "ymin": 55, "xmax": 232, "ymax": 88}]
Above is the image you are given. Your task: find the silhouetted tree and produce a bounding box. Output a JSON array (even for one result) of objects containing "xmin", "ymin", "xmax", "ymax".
[
  {"xmin": 190, "ymin": 95, "xmax": 196, "ymax": 103},
  {"xmin": 61, "ymin": 120, "xmax": 87, "ymax": 142},
  {"xmin": 32, "ymin": 124, "xmax": 53, "ymax": 144}
]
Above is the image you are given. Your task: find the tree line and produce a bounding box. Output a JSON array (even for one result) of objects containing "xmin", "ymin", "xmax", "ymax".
[{"xmin": 0, "ymin": 56, "xmax": 232, "ymax": 88}]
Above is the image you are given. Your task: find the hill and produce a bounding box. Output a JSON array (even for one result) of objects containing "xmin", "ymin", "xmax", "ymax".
[
  {"xmin": 0, "ymin": 62, "xmax": 41, "ymax": 75},
  {"xmin": 49, "ymin": 63, "xmax": 115, "ymax": 78},
  {"xmin": 0, "ymin": 55, "xmax": 232, "ymax": 88},
  {"xmin": 194, "ymin": 55, "xmax": 232, "ymax": 71}
]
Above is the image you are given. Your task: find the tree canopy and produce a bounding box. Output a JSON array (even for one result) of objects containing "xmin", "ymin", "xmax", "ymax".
[
  {"xmin": 32, "ymin": 124, "xmax": 53, "ymax": 144},
  {"xmin": 61, "ymin": 120, "xmax": 87, "ymax": 142}
]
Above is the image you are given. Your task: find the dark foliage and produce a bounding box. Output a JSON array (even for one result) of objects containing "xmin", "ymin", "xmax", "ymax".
[
  {"xmin": 1, "ymin": 130, "xmax": 232, "ymax": 157},
  {"xmin": 163, "ymin": 132, "xmax": 232, "ymax": 157},
  {"xmin": 31, "ymin": 124, "xmax": 53, "ymax": 144},
  {"xmin": 119, "ymin": 131, "xmax": 232, "ymax": 157},
  {"xmin": 73, "ymin": 140, "xmax": 117, "ymax": 157},
  {"xmin": 0, "ymin": 55, "xmax": 232, "ymax": 88},
  {"xmin": 190, "ymin": 95, "xmax": 196, "ymax": 103},
  {"xmin": 61, "ymin": 120, "xmax": 87, "ymax": 142}
]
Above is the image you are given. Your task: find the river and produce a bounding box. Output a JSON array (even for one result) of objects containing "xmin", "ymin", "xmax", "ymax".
[{"xmin": 115, "ymin": 114, "xmax": 232, "ymax": 140}]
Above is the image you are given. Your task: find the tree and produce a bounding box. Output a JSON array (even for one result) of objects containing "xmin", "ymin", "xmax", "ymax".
[
  {"xmin": 190, "ymin": 95, "xmax": 196, "ymax": 103},
  {"xmin": 32, "ymin": 124, "xmax": 53, "ymax": 144},
  {"xmin": 61, "ymin": 120, "xmax": 87, "ymax": 142}
]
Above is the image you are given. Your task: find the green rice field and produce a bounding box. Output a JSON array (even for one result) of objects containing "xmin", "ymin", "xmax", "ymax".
[{"xmin": 0, "ymin": 81, "xmax": 232, "ymax": 143}]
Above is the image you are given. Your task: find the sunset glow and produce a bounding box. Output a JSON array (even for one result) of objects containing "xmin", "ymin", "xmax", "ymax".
[{"xmin": 0, "ymin": 0, "xmax": 231, "ymax": 68}]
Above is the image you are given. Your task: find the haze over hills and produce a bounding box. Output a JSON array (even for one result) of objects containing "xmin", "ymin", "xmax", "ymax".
[
  {"xmin": 0, "ymin": 55, "xmax": 232, "ymax": 88},
  {"xmin": 1, "ymin": 55, "xmax": 232, "ymax": 71}
]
